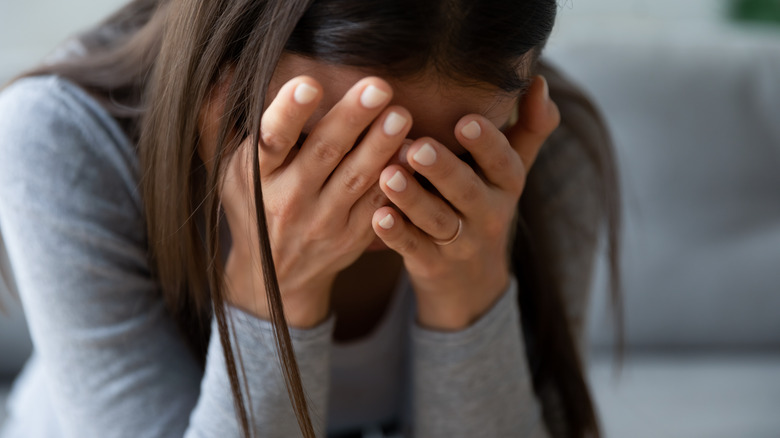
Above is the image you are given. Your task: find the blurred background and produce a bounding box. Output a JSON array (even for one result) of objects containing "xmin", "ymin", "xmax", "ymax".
[{"xmin": 1, "ymin": 0, "xmax": 779, "ymax": 436}]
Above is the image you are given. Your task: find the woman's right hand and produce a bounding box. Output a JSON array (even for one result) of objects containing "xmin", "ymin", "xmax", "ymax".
[{"xmin": 199, "ymin": 75, "xmax": 410, "ymax": 328}]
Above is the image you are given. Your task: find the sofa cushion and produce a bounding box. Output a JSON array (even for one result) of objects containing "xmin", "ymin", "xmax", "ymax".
[
  {"xmin": 589, "ymin": 353, "xmax": 780, "ymax": 437},
  {"xmin": 545, "ymin": 24, "xmax": 780, "ymax": 349}
]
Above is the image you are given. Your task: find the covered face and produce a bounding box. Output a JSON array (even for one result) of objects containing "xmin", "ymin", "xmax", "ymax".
[{"xmin": 268, "ymin": 54, "xmax": 522, "ymax": 157}]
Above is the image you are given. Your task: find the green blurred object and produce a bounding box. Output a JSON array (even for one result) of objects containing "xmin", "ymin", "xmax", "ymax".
[{"xmin": 731, "ymin": 0, "xmax": 780, "ymax": 24}]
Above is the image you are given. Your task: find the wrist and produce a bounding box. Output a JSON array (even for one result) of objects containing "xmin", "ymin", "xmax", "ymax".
[
  {"xmin": 224, "ymin": 252, "xmax": 333, "ymax": 329},
  {"xmin": 413, "ymin": 269, "xmax": 510, "ymax": 331},
  {"xmin": 280, "ymin": 281, "xmax": 334, "ymax": 329}
]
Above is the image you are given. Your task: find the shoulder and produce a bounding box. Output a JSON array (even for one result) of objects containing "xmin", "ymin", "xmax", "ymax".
[
  {"xmin": 0, "ymin": 75, "xmax": 143, "ymax": 221},
  {"xmin": 0, "ymin": 75, "xmax": 146, "ymax": 244},
  {"xmin": 0, "ymin": 75, "xmax": 126, "ymax": 147}
]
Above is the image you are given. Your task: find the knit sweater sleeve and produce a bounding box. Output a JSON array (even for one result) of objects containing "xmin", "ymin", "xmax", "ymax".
[
  {"xmin": 0, "ymin": 76, "xmax": 332, "ymax": 438},
  {"xmin": 410, "ymin": 277, "xmax": 549, "ymax": 437},
  {"xmin": 186, "ymin": 308, "xmax": 334, "ymax": 438}
]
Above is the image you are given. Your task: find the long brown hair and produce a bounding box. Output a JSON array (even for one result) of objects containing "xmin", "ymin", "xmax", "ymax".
[{"xmin": 16, "ymin": 0, "xmax": 621, "ymax": 436}]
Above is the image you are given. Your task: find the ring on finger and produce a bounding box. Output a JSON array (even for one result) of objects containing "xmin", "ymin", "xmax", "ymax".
[{"xmin": 432, "ymin": 218, "xmax": 463, "ymax": 246}]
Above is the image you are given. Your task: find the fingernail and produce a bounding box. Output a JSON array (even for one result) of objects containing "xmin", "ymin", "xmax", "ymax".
[
  {"xmin": 360, "ymin": 85, "xmax": 389, "ymax": 108},
  {"xmin": 540, "ymin": 75, "xmax": 549, "ymax": 101},
  {"xmin": 383, "ymin": 112, "xmax": 407, "ymax": 136},
  {"xmin": 398, "ymin": 139, "xmax": 413, "ymax": 164},
  {"xmin": 378, "ymin": 214, "xmax": 395, "ymax": 229},
  {"xmin": 461, "ymin": 121, "xmax": 481, "ymax": 140},
  {"xmin": 294, "ymin": 83, "xmax": 318, "ymax": 104},
  {"xmin": 413, "ymin": 143, "xmax": 436, "ymax": 166},
  {"xmin": 386, "ymin": 170, "xmax": 407, "ymax": 192}
]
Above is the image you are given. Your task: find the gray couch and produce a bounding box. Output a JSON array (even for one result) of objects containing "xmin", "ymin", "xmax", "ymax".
[{"xmin": 545, "ymin": 20, "xmax": 780, "ymax": 438}]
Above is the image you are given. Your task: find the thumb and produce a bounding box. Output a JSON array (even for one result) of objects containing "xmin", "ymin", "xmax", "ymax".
[{"xmin": 505, "ymin": 75, "xmax": 560, "ymax": 170}]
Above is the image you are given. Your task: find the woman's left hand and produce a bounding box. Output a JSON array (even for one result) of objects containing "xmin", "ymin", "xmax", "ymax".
[{"xmin": 371, "ymin": 76, "xmax": 560, "ymax": 330}]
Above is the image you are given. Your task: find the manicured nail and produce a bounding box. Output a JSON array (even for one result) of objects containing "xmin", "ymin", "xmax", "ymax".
[
  {"xmin": 293, "ymin": 83, "xmax": 318, "ymax": 104},
  {"xmin": 383, "ymin": 112, "xmax": 407, "ymax": 136},
  {"xmin": 461, "ymin": 121, "xmax": 481, "ymax": 140},
  {"xmin": 398, "ymin": 139, "xmax": 413, "ymax": 164},
  {"xmin": 386, "ymin": 170, "xmax": 407, "ymax": 192},
  {"xmin": 540, "ymin": 75, "xmax": 549, "ymax": 101},
  {"xmin": 413, "ymin": 143, "xmax": 437, "ymax": 166},
  {"xmin": 360, "ymin": 85, "xmax": 389, "ymax": 108},
  {"xmin": 378, "ymin": 214, "xmax": 395, "ymax": 229}
]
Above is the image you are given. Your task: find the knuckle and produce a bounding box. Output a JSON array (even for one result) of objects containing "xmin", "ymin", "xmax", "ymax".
[
  {"xmin": 311, "ymin": 136, "xmax": 344, "ymax": 164},
  {"xmin": 366, "ymin": 186, "xmax": 388, "ymax": 209},
  {"xmin": 261, "ymin": 130, "xmax": 293, "ymax": 150},
  {"xmin": 429, "ymin": 209, "xmax": 451, "ymax": 236},
  {"xmin": 397, "ymin": 236, "xmax": 419, "ymax": 255},
  {"xmin": 456, "ymin": 177, "xmax": 482, "ymax": 204},
  {"xmin": 342, "ymin": 110, "xmax": 366, "ymax": 131},
  {"xmin": 366, "ymin": 135, "xmax": 394, "ymax": 156},
  {"xmin": 340, "ymin": 166, "xmax": 372, "ymax": 195},
  {"xmin": 436, "ymin": 158, "xmax": 456, "ymax": 180}
]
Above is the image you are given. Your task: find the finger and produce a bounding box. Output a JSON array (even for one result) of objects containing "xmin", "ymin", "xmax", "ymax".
[
  {"xmin": 323, "ymin": 105, "xmax": 412, "ymax": 211},
  {"xmin": 290, "ymin": 77, "xmax": 393, "ymax": 191},
  {"xmin": 404, "ymin": 138, "xmax": 490, "ymax": 216},
  {"xmin": 372, "ymin": 207, "xmax": 437, "ymax": 261},
  {"xmin": 378, "ymin": 165, "xmax": 461, "ymax": 243},
  {"xmin": 394, "ymin": 138, "xmax": 416, "ymax": 171},
  {"xmin": 348, "ymin": 182, "xmax": 390, "ymax": 238},
  {"xmin": 259, "ymin": 76, "xmax": 323, "ymax": 175},
  {"xmin": 505, "ymin": 75, "xmax": 560, "ymax": 169},
  {"xmin": 453, "ymin": 115, "xmax": 525, "ymax": 193}
]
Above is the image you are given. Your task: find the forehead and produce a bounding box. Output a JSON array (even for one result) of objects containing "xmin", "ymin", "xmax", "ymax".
[{"xmin": 270, "ymin": 54, "xmax": 519, "ymax": 152}]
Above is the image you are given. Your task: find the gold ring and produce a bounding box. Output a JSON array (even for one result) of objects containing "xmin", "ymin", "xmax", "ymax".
[{"xmin": 433, "ymin": 218, "xmax": 463, "ymax": 246}]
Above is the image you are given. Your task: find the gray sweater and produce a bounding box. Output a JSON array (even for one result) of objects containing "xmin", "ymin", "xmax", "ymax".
[{"xmin": 0, "ymin": 76, "xmax": 549, "ymax": 437}]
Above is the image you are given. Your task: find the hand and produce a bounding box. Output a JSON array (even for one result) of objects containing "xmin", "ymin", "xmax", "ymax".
[
  {"xmin": 371, "ymin": 76, "xmax": 560, "ymax": 330},
  {"xmin": 199, "ymin": 75, "xmax": 411, "ymax": 327}
]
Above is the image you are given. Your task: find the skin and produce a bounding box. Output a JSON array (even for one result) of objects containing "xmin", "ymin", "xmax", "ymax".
[{"xmin": 198, "ymin": 54, "xmax": 560, "ymax": 332}]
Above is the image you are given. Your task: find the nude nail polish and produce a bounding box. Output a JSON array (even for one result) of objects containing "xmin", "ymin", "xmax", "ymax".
[
  {"xmin": 294, "ymin": 83, "xmax": 318, "ymax": 104},
  {"xmin": 386, "ymin": 170, "xmax": 407, "ymax": 192},
  {"xmin": 360, "ymin": 85, "xmax": 389, "ymax": 108},
  {"xmin": 540, "ymin": 75, "xmax": 549, "ymax": 101},
  {"xmin": 461, "ymin": 121, "xmax": 481, "ymax": 140},
  {"xmin": 383, "ymin": 112, "xmax": 407, "ymax": 136},
  {"xmin": 413, "ymin": 143, "xmax": 437, "ymax": 166},
  {"xmin": 398, "ymin": 139, "xmax": 413, "ymax": 165},
  {"xmin": 378, "ymin": 214, "xmax": 395, "ymax": 229}
]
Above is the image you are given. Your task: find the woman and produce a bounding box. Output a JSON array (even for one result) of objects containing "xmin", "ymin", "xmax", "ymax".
[{"xmin": 0, "ymin": 0, "xmax": 620, "ymax": 437}]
